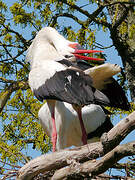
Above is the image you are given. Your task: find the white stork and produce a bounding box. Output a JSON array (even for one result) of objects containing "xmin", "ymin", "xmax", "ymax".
[
  {"xmin": 38, "ymin": 62, "xmax": 130, "ymax": 150},
  {"xmin": 38, "ymin": 102, "xmax": 113, "ymax": 150},
  {"xmin": 27, "ymin": 27, "xmax": 130, "ymax": 152}
]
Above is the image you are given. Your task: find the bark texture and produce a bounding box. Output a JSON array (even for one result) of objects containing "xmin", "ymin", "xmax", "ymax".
[
  {"xmin": 106, "ymin": 1, "xmax": 135, "ymax": 102},
  {"xmin": 17, "ymin": 111, "xmax": 135, "ymax": 180}
]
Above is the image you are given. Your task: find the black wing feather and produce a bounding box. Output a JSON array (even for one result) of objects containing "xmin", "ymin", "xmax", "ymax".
[
  {"xmin": 58, "ymin": 59, "xmax": 93, "ymax": 70},
  {"xmin": 101, "ymin": 78, "xmax": 130, "ymax": 110},
  {"xmin": 58, "ymin": 59, "xmax": 130, "ymax": 110},
  {"xmin": 34, "ymin": 68, "xmax": 110, "ymax": 107}
]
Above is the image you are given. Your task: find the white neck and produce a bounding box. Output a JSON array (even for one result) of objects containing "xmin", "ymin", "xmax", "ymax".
[{"xmin": 26, "ymin": 27, "xmax": 74, "ymax": 68}]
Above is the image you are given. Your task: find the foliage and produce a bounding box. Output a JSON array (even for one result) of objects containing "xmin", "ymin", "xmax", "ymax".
[{"xmin": 0, "ymin": 0, "xmax": 135, "ymax": 179}]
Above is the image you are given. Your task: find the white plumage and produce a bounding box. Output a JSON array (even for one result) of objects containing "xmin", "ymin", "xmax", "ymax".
[
  {"xmin": 29, "ymin": 60, "xmax": 66, "ymax": 92},
  {"xmin": 27, "ymin": 27, "xmax": 130, "ymax": 152},
  {"xmin": 26, "ymin": 27, "xmax": 75, "ymax": 66},
  {"xmin": 38, "ymin": 102, "xmax": 106, "ymax": 150}
]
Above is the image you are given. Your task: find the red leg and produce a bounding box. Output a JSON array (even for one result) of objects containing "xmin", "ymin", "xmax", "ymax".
[
  {"xmin": 51, "ymin": 110, "xmax": 57, "ymax": 152},
  {"xmin": 47, "ymin": 100, "xmax": 57, "ymax": 152},
  {"xmin": 77, "ymin": 108, "xmax": 87, "ymax": 145}
]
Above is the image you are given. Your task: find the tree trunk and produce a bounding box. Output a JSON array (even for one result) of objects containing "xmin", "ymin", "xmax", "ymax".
[{"xmin": 107, "ymin": 1, "xmax": 135, "ymax": 102}]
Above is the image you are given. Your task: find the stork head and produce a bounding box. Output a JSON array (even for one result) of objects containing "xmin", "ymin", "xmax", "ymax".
[{"xmin": 26, "ymin": 27, "xmax": 104, "ymax": 65}]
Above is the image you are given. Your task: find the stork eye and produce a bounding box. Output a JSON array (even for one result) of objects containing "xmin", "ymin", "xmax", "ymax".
[{"xmin": 64, "ymin": 55, "xmax": 74, "ymax": 58}]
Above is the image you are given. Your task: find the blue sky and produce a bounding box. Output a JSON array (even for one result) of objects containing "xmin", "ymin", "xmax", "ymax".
[{"xmin": 1, "ymin": 0, "xmax": 135, "ymax": 177}]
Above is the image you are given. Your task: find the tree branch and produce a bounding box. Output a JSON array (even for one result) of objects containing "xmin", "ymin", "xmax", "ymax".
[
  {"xmin": 53, "ymin": 141, "xmax": 135, "ymax": 179},
  {"xmin": 112, "ymin": 5, "xmax": 129, "ymax": 29},
  {"xmin": 17, "ymin": 111, "xmax": 135, "ymax": 180},
  {"xmin": 0, "ymin": 79, "xmax": 29, "ymax": 113},
  {"xmin": 1, "ymin": 43, "xmax": 29, "ymax": 71},
  {"xmin": 61, "ymin": 0, "xmax": 91, "ymax": 18},
  {"xmin": 1, "ymin": 24, "xmax": 28, "ymax": 48},
  {"xmin": 60, "ymin": 0, "xmax": 111, "ymax": 28},
  {"xmin": 50, "ymin": 13, "xmax": 84, "ymax": 27}
]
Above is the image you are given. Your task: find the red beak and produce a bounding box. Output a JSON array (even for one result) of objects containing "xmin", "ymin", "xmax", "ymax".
[{"xmin": 69, "ymin": 43, "xmax": 104, "ymax": 62}]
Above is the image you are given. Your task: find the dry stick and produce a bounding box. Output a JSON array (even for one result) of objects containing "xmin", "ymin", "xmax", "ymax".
[{"xmin": 17, "ymin": 111, "xmax": 135, "ymax": 180}]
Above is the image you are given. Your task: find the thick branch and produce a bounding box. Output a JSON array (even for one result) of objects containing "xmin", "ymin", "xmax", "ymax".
[
  {"xmin": 53, "ymin": 141, "xmax": 135, "ymax": 179},
  {"xmin": 17, "ymin": 111, "xmax": 135, "ymax": 180},
  {"xmin": 106, "ymin": 0, "xmax": 135, "ymax": 102}
]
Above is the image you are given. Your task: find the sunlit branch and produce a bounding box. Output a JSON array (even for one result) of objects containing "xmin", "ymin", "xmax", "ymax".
[
  {"xmin": 52, "ymin": 141, "xmax": 135, "ymax": 179},
  {"xmin": 17, "ymin": 111, "xmax": 135, "ymax": 179}
]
